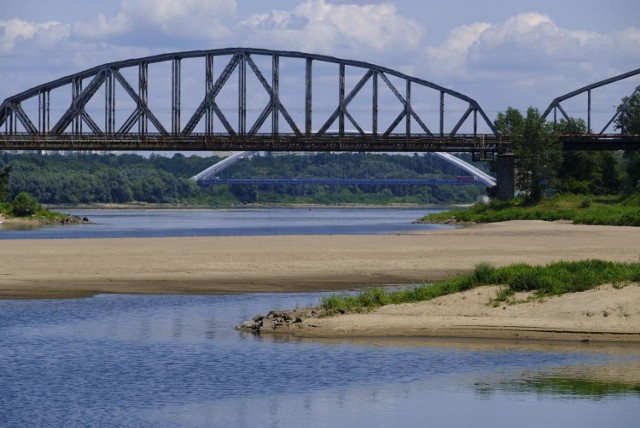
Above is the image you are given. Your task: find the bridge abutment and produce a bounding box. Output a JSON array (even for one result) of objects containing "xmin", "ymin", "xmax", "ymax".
[{"xmin": 495, "ymin": 154, "xmax": 516, "ymax": 200}]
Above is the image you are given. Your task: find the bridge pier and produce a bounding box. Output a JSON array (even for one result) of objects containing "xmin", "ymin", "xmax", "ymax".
[{"xmin": 495, "ymin": 154, "xmax": 516, "ymax": 200}]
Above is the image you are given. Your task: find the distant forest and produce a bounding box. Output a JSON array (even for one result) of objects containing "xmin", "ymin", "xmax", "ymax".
[{"xmin": 0, "ymin": 152, "xmax": 489, "ymax": 206}]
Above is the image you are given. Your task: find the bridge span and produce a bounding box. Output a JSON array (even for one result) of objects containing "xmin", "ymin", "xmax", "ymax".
[
  {"xmin": 1, "ymin": 48, "xmax": 639, "ymax": 199},
  {"xmin": 0, "ymin": 47, "xmax": 504, "ymax": 157}
]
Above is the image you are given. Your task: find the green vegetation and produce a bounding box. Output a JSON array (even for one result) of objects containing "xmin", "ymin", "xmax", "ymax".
[
  {"xmin": 320, "ymin": 260, "xmax": 640, "ymax": 314},
  {"xmin": 11, "ymin": 191, "xmax": 40, "ymax": 216},
  {"xmin": 0, "ymin": 152, "xmax": 487, "ymax": 206},
  {"xmin": 477, "ymin": 377, "xmax": 640, "ymax": 398},
  {"xmin": 420, "ymin": 193, "xmax": 640, "ymax": 226},
  {"xmin": 494, "ymin": 107, "xmax": 562, "ymax": 203}
]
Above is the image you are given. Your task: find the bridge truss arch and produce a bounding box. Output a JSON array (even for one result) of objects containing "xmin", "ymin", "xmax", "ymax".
[
  {"xmin": 542, "ymin": 67, "xmax": 640, "ymax": 150},
  {"xmin": 0, "ymin": 48, "xmax": 503, "ymax": 154}
]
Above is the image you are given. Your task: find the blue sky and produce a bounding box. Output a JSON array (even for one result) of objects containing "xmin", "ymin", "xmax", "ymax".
[{"xmin": 1, "ymin": 0, "xmax": 639, "ymax": 133}]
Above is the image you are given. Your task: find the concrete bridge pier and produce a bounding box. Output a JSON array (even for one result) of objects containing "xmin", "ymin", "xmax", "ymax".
[{"xmin": 495, "ymin": 154, "xmax": 516, "ymax": 200}]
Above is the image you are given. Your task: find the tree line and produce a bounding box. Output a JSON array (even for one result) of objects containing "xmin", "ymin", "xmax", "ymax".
[{"xmin": 0, "ymin": 151, "xmax": 487, "ymax": 207}]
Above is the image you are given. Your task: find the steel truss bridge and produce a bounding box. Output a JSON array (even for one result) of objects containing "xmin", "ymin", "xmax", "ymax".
[
  {"xmin": 0, "ymin": 48, "xmax": 504, "ymax": 156},
  {"xmin": 0, "ymin": 47, "xmax": 637, "ymax": 156},
  {"xmin": 543, "ymin": 67, "xmax": 640, "ymax": 150}
]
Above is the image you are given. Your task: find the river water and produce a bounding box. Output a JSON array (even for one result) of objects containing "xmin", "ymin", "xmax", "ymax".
[
  {"xmin": 0, "ymin": 207, "xmax": 451, "ymax": 239},
  {"xmin": 1, "ymin": 208, "xmax": 639, "ymax": 427}
]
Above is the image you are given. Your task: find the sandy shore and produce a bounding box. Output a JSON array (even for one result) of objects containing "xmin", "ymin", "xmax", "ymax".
[
  {"xmin": 1, "ymin": 220, "xmax": 640, "ymax": 299},
  {"xmin": 2, "ymin": 219, "xmax": 640, "ymax": 342},
  {"xmin": 287, "ymin": 284, "xmax": 640, "ymax": 343}
]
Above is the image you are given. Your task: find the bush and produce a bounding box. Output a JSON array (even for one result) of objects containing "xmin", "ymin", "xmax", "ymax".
[{"xmin": 12, "ymin": 192, "xmax": 41, "ymax": 217}]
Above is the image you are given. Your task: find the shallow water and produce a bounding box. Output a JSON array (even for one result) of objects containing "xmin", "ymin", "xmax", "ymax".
[
  {"xmin": 1, "ymin": 208, "xmax": 638, "ymax": 426},
  {"xmin": 0, "ymin": 293, "xmax": 638, "ymax": 427},
  {"xmin": 0, "ymin": 207, "xmax": 452, "ymax": 239}
]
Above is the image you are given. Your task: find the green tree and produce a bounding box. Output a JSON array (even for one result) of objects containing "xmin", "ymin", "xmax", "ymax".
[
  {"xmin": 494, "ymin": 107, "xmax": 563, "ymax": 203},
  {"xmin": 0, "ymin": 165, "xmax": 11, "ymax": 202},
  {"xmin": 12, "ymin": 191, "xmax": 40, "ymax": 217},
  {"xmin": 615, "ymin": 92, "xmax": 640, "ymax": 193},
  {"xmin": 555, "ymin": 118, "xmax": 621, "ymax": 194}
]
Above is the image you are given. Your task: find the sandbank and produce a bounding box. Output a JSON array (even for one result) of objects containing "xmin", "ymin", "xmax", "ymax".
[
  {"xmin": 287, "ymin": 284, "xmax": 640, "ymax": 343},
  {"xmin": 1, "ymin": 220, "xmax": 640, "ymax": 300}
]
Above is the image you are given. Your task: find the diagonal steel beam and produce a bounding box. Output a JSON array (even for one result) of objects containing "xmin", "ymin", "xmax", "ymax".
[
  {"xmin": 383, "ymin": 110, "xmax": 407, "ymax": 137},
  {"xmin": 450, "ymin": 105, "xmax": 473, "ymax": 136},
  {"xmin": 317, "ymin": 70, "xmax": 373, "ymax": 135},
  {"xmin": 182, "ymin": 55, "xmax": 240, "ymax": 136},
  {"xmin": 113, "ymin": 69, "xmax": 168, "ymax": 135},
  {"xmin": 51, "ymin": 72, "xmax": 107, "ymax": 135},
  {"xmin": 245, "ymin": 55, "xmax": 302, "ymax": 137},
  {"xmin": 81, "ymin": 111, "xmax": 104, "ymax": 135},
  {"xmin": 212, "ymin": 102, "xmax": 236, "ymax": 136},
  {"xmin": 12, "ymin": 103, "xmax": 38, "ymax": 134}
]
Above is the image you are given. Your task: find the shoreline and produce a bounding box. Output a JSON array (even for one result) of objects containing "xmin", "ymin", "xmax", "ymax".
[
  {"xmin": 3, "ymin": 220, "xmax": 640, "ymax": 342},
  {"xmin": 245, "ymin": 284, "xmax": 640, "ymax": 344}
]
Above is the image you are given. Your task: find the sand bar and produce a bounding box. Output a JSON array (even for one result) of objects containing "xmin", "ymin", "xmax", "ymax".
[
  {"xmin": 1, "ymin": 220, "xmax": 640, "ymax": 299},
  {"xmin": 3, "ymin": 219, "xmax": 640, "ymax": 342},
  {"xmin": 289, "ymin": 284, "xmax": 640, "ymax": 343}
]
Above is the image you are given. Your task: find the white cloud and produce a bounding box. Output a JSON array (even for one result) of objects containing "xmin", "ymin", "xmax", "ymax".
[
  {"xmin": 240, "ymin": 0, "xmax": 424, "ymax": 58},
  {"xmin": 0, "ymin": 18, "xmax": 70, "ymax": 53},
  {"xmin": 74, "ymin": 0, "xmax": 237, "ymax": 41},
  {"xmin": 426, "ymin": 12, "xmax": 640, "ymax": 82}
]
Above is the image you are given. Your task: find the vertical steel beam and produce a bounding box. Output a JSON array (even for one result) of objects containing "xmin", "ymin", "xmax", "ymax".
[
  {"xmin": 305, "ymin": 57, "xmax": 312, "ymax": 136},
  {"xmin": 440, "ymin": 91, "xmax": 445, "ymax": 137},
  {"xmin": 205, "ymin": 54, "xmax": 214, "ymax": 135},
  {"xmin": 587, "ymin": 89, "xmax": 592, "ymax": 133},
  {"xmin": 339, "ymin": 63, "xmax": 345, "ymax": 136},
  {"xmin": 105, "ymin": 70, "xmax": 115, "ymax": 134},
  {"xmin": 172, "ymin": 58, "xmax": 181, "ymax": 135},
  {"xmin": 473, "ymin": 109, "xmax": 478, "ymax": 138},
  {"xmin": 405, "ymin": 80, "xmax": 411, "ymax": 136},
  {"xmin": 139, "ymin": 62, "xmax": 148, "ymax": 134},
  {"xmin": 238, "ymin": 54, "xmax": 247, "ymax": 136},
  {"xmin": 38, "ymin": 89, "xmax": 50, "ymax": 136},
  {"xmin": 272, "ymin": 54, "xmax": 280, "ymax": 136},
  {"xmin": 372, "ymin": 72, "xmax": 378, "ymax": 137},
  {"xmin": 72, "ymin": 77, "xmax": 82, "ymax": 135},
  {"xmin": 6, "ymin": 109, "xmax": 14, "ymax": 134}
]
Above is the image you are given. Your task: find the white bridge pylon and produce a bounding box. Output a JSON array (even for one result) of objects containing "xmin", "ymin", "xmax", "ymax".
[{"xmin": 191, "ymin": 152, "xmax": 496, "ymax": 188}]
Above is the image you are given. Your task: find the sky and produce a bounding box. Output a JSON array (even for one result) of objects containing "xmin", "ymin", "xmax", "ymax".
[{"xmin": 1, "ymin": 0, "xmax": 639, "ymax": 134}]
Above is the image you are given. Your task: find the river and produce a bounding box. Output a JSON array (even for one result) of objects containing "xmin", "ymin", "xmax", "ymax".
[{"xmin": 0, "ymin": 208, "xmax": 638, "ymax": 427}]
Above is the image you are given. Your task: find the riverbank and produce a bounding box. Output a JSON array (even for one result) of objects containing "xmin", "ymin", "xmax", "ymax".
[
  {"xmin": 246, "ymin": 283, "xmax": 640, "ymax": 343},
  {"xmin": 1, "ymin": 220, "xmax": 640, "ymax": 300}
]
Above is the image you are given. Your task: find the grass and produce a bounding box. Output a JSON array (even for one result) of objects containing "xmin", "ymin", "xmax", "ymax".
[
  {"xmin": 1, "ymin": 201, "xmax": 81, "ymax": 223},
  {"xmin": 421, "ymin": 194, "xmax": 640, "ymax": 226},
  {"xmin": 320, "ymin": 260, "xmax": 640, "ymax": 314}
]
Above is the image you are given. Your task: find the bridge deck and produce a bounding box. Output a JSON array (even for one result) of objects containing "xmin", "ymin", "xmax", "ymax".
[
  {"xmin": 0, "ymin": 133, "xmax": 507, "ymax": 153},
  {"xmin": 3, "ymin": 133, "xmax": 638, "ymax": 152}
]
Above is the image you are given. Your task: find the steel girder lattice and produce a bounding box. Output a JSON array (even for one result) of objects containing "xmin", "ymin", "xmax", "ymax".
[
  {"xmin": 542, "ymin": 68, "xmax": 640, "ymax": 138},
  {"xmin": 0, "ymin": 48, "xmax": 504, "ymax": 153}
]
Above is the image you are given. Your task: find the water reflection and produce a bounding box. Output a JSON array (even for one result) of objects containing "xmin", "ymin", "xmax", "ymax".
[{"xmin": 1, "ymin": 293, "xmax": 638, "ymax": 427}]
